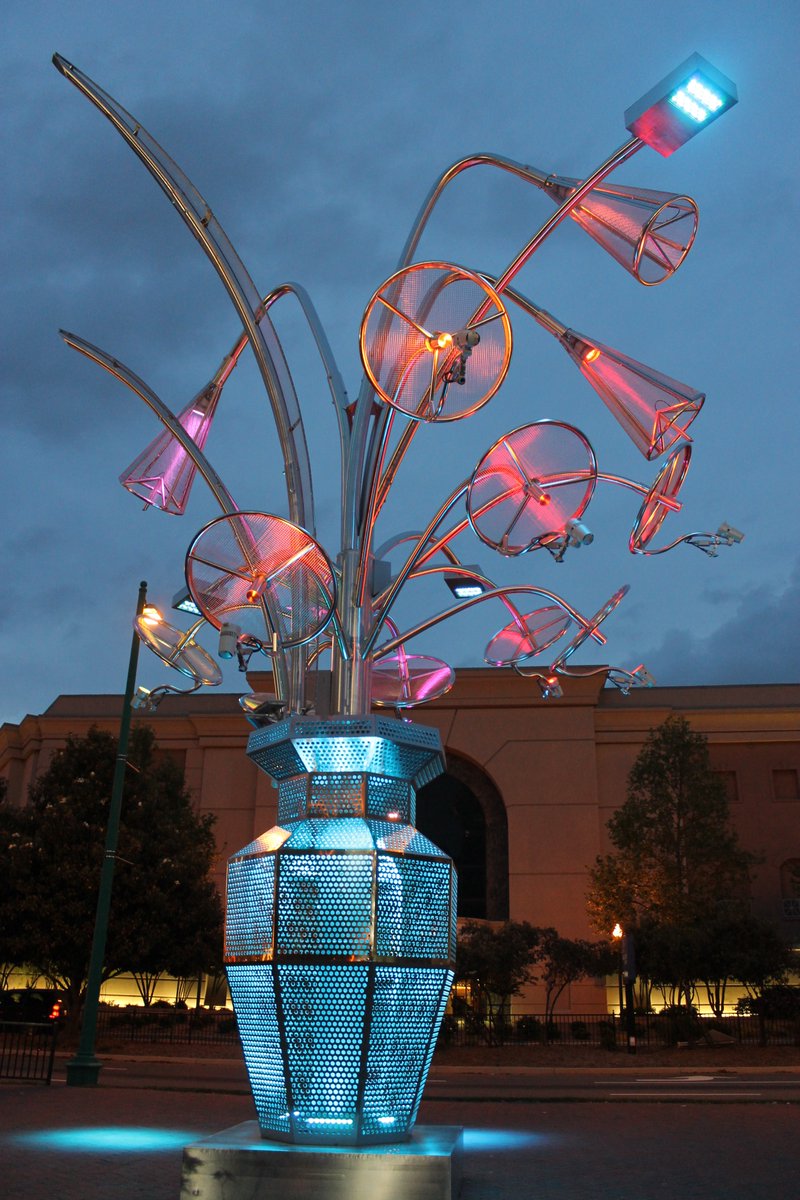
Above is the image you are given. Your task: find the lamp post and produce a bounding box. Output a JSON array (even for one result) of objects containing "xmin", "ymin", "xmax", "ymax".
[
  {"xmin": 611, "ymin": 922, "xmax": 625, "ymax": 1038},
  {"xmin": 612, "ymin": 922, "xmax": 637, "ymax": 1056},
  {"xmin": 66, "ymin": 580, "xmax": 151, "ymax": 1087}
]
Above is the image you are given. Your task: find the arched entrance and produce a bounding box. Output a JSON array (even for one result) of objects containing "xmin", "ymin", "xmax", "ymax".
[{"xmin": 416, "ymin": 752, "xmax": 508, "ymax": 920}]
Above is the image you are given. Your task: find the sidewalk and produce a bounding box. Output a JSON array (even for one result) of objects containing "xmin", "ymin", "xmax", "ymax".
[{"xmin": 3, "ymin": 1069, "xmax": 799, "ymax": 1200}]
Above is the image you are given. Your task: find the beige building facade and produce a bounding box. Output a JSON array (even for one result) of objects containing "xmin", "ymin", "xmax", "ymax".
[{"xmin": 2, "ymin": 670, "xmax": 798, "ymax": 1013}]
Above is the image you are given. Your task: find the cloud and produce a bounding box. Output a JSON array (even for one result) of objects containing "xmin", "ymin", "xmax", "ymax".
[{"xmin": 643, "ymin": 557, "xmax": 800, "ymax": 685}]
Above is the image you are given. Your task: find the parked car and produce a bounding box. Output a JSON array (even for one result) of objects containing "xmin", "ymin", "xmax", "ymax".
[{"xmin": 0, "ymin": 988, "xmax": 67, "ymax": 1024}]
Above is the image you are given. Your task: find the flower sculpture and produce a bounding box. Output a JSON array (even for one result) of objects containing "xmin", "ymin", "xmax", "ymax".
[{"xmin": 55, "ymin": 51, "xmax": 739, "ymax": 1144}]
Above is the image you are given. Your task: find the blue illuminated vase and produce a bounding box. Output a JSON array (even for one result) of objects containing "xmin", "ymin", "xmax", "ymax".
[{"xmin": 224, "ymin": 715, "xmax": 456, "ymax": 1145}]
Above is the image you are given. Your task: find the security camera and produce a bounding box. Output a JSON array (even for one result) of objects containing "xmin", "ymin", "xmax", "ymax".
[
  {"xmin": 218, "ymin": 622, "xmax": 242, "ymax": 659},
  {"xmin": 453, "ymin": 328, "xmax": 480, "ymax": 351},
  {"xmin": 717, "ymin": 522, "xmax": 744, "ymax": 544},
  {"xmin": 565, "ymin": 518, "xmax": 594, "ymax": 547}
]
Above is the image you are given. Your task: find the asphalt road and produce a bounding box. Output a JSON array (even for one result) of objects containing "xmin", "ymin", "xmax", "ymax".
[{"xmin": 51, "ymin": 1053, "xmax": 800, "ymax": 1103}]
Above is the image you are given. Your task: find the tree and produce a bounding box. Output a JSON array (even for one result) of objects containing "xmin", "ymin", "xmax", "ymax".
[
  {"xmin": 455, "ymin": 920, "xmax": 541, "ymax": 1044},
  {"xmin": 537, "ymin": 929, "xmax": 616, "ymax": 1023},
  {"xmin": 587, "ymin": 716, "xmax": 758, "ymax": 1012},
  {"xmin": 728, "ymin": 917, "xmax": 794, "ymax": 1045},
  {"xmin": 587, "ymin": 716, "xmax": 755, "ymax": 935},
  {"xmin": 0, "ymin": 779, "xmax": 28, "ymax": 990},
  {"xmin": 12, "ymin": 726, "xmax": 223, "ymax": 1019}
]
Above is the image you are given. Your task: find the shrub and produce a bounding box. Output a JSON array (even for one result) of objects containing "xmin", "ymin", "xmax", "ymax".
[{"xmin": 514, "ymin": 1015, "xmax": 542, "ymax": 1043}]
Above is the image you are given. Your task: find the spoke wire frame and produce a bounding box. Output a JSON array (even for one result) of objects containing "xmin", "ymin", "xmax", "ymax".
[
  {"xmin": 186, "ymin": 511, "xmax": 337, "ymax": 648},
  {"xmin": 630, "ymin": 443, "xmax": 692, "ymax": 552},
  {"xmin": 467, "ymin": 420, "xmax": 597, "ymax": 556},
  {"xmin": 484, "ymin": 605, "xmax": 573, "ymax": 667},
  {"xmin": 370, "ymin": 652, "xmax": 455, "ymax": 708},
  {"xmin": 134, "ymin": 614, "xmax": 223, "ymax": 685},
  {"xmin": 360, "ymin": 262, "xmax": 512, "ymax": 422}
]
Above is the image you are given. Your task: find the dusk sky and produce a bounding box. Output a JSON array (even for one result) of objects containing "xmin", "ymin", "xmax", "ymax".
[{"xmin": 2, "ymin": 0, "xmax": 798, "ymax": 728}]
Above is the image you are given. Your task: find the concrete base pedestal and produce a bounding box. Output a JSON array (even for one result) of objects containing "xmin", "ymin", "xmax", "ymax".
[{"xmin": 180, "ymin": 1122, "xmax": 463, "ymax": 1199}]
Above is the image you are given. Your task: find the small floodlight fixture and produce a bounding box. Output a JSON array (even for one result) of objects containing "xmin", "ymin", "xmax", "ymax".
[
  {"xmin": 537, "ymin": 674, "xmax": 563, "ymax": 700},
  {"xmin": 218, "ymin": 621, "xmax": 242, "ymax": 659},
  {"xmin": 171, "ymin": 586, "xmax": 202, "ymax": 617},
  {"xmin": 717, "ymin": 522, "xmax": 744, "ymax": 545},
  {"xmin": 444, "ymin": 566, "xmax": 490, "ymax": 599},
  {"xmin": 625, "ymin": 53, "xmax": 737, "ymax": 157}
]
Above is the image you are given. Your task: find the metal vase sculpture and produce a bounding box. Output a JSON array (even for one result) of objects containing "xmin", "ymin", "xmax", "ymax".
[{"xmin": 224, "ymin": 715, "xmax": 456, "ymax": 1145}]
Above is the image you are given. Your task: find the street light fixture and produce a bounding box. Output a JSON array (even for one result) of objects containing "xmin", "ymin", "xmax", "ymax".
[
  {"xmin": 625, "ymin": 53, "xmax": 738, "ymax": 157},
  {"xmin": 443, "ymin": 566, "xmax": 491, "ymax": 599},
  {"xmin": 55, "ymin": 51, "xmax": 738, "ymax": 1143},
  {"xmin": 171, "ymin": 585, "xmax": 201, "ymax": 617}
]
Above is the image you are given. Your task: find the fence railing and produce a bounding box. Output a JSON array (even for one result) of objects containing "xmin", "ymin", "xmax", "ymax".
[
  {"xmin": 440, "ymin": 1010, "xmax": 800, "ymax": 1048},
  {"xmin": 83, "ymin": 1005, "xmax": 800, "ymax": 1050},
  {"xmin": 0, "ymin": 1021, "xmax": 59, "ymax": 1083},
  {"xmin": 95, "ymin": 1006, "xmax": 239, "ymax": 1045}
]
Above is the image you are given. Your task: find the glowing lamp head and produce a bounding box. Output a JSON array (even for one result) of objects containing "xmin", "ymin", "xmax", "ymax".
[
  {"xmin": 426, "ymin": 331, "xmax": 453, "ymax": 352},
  {"xmin": 624, "ymin": 53, "xmax": 737, "ymax": 157},
  {"xmin": 141, "ymin": 604, "xmax": 162, "ymax": 627},
  {"xmin": 583, "ymin": 347, "xmax": 601, "ymax": 364},
  {"xmin": 612, "ymin": 922, "xmax": 623, "ymax": 939}
]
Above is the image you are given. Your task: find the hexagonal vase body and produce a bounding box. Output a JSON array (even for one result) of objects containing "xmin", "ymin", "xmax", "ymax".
[{"xmin": 224, "ymin": 715, "xmax": 457, "ymax": 1145}]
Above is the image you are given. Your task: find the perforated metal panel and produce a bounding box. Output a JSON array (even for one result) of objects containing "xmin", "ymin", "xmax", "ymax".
[
  {"xmin": 226, "ymin": 722, "xmax": 456, "ymax": 1145},
  {"xmin": 308, "ymin": 772, "xmax": 363, "ymax": 817},
  {"xmin": 225, "ymin": 964, "xmax": 290, "ymax": 1133},
  {"xmin": 248, "ymin": 715, "xmax": 445, "ymax": 788},
  {"xmin": 225, "ymin": 854, "xmax": 275, "ymax": 959},
  {"xmin": 277, "ymin": 772, "xmax": 415, "ymax": 823},
  {"xmin": 361, "ymin": 967, "xmax": 454, "ymax": 1137},
  {"xmin": 367, "ymin": 775, "xmax": 413, "ymax": 823},
  {"xmin": 376, "ymin": 855, "xmax": 454, "ymax": 959},
  {"xmin": 278, "ymin": 777, "xmax": 307, "ymax": 822},
  {"xmin": 277, "ymin": 852, "xmax": 373, "ymax": 957}
]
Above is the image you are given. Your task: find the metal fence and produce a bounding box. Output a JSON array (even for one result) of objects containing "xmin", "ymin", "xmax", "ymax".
[
  {"xmin": 0, "ymin": 1021, "xmax": 59, "ymax": 1083},
  {"xmin": 440, "ymin": 1010, "xmax": 800, "ymax": 1048},
  {"xmin": 87, "ymin": 1006, "xmax": 800, "ymax": 1049},
  {"xmin": 95, "ymin": 1006, "xmax": 240, "ymax": 1045}
]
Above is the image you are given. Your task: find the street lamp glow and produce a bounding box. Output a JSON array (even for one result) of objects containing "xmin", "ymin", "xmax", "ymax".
[
  {"xmin": 625, "ymin": 53, "xmax": 738, "ymax": 157},
  {"xmin": 140, "ymin": 604, "xmax": 162, "ymax": 627},
  {"xmin": 612, "ymin": 922, "xmax": 623, "ymax": 939}
]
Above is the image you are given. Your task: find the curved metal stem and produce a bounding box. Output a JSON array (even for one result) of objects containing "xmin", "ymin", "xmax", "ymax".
[
  {"xmin": 60, "ymin": 331, "xmax": 239, "ymax": 515},
  {"xmin": 53, "ymin": 54, "xmax": 315, "ymax": 536},
  {"xmin": 261, "ymin": 282, "xmax": 351, "ymax": 471},
  {"xmin": 363, "ymin": 482, "xmax": 468, "ymax": 658},
  {"xmin": 397, "ymin": 153, "xmax": 551, "ymax": 271},
  {"xmin": 493, "ymin": 138, "xmax": 643, "ymax": 296},
  {"xmin": 405, "ymin": 563, "xmax": 535, "ymax": 646},
  {"xmin": 58, "ymin": 331, "xmax": 291, "ymax": 705},
  {"xmin": 372, "ymin": 584, "xmax": 603, "ymax": 659}
]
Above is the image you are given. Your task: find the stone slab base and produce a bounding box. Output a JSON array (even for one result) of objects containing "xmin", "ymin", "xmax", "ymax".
[{"xmin": 180, "ymin": 1121, "xmax": 463, "ymax": 1199}]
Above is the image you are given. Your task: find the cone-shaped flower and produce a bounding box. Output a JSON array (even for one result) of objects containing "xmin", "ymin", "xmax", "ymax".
[
  {"xmin": 560, "ymin": 330, "xmax": 704, "ymax": 460},
  {"xmin": 544, "ymin": 176, "xmax": 698, "ymax": 285},
  {"xmin": 119, "ymin": 380, "xmax": 223, "ymax": 514}
]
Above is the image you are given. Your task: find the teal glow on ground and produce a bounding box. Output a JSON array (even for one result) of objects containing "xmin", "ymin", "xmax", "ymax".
[{"xmin": 13, "ymin": 1126, "xmax": 196, "ymax": 1152}]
